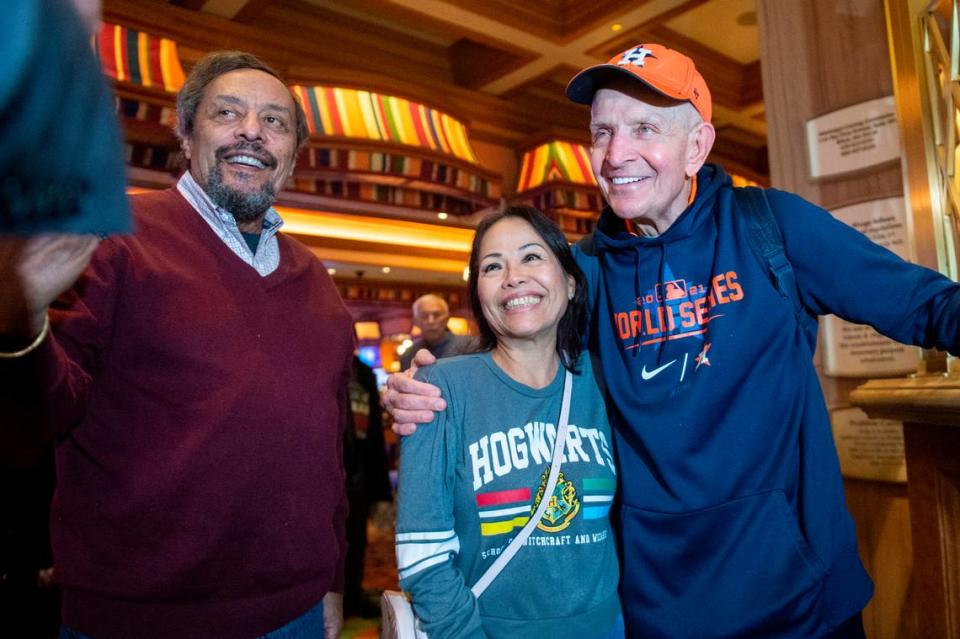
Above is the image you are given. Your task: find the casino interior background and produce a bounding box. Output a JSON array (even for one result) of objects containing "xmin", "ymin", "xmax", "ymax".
[
  {"xmin": 100, "ymin": 0, "xmax": 768, "ymax": 374},
  {"xmin": 90, "ymin": 1, "xmax": 960, "ymax": 637}
]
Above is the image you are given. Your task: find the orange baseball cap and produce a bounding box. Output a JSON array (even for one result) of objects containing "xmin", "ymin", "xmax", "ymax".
[{"xmin": 566, "ymin": 44, "xmax": 712, "ymax": 123}]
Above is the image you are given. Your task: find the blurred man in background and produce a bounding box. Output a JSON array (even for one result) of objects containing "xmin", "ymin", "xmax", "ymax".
[{"xmin": 398, "ymin": 294, "xmax": 474, "ymax": 370}]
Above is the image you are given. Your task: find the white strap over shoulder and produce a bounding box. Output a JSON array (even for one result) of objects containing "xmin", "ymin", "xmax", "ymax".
[{"xmin": 470, "ymin": 369, "xmax": 573, "ymax": 598}]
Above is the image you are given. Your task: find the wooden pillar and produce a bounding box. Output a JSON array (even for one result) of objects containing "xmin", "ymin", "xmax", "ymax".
[
  {"xmin": 757, "ymin": 1, "xmax": 917, "ymax": 636},
  {"xmin": 851, "ymin": 378, "xmax": 960, "ymax": 639}
]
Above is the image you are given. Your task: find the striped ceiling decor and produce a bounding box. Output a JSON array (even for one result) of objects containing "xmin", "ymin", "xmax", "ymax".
[
  {"xmin": 528, "ymin": 189, "xmax": 602, "ymax": 214},
  {"xmin": 291, "ymin": 178, "xmax": 480, "ymax": 216},
  {"xmin": 96, "ymin": 23, "xmax": 185, "ymax": 92},
  {"xmin": 516, "ymin": 140, "xmax": 596, "ymax": 193},
  {"xmin": 290, "ymin": 85, "xmax": 478, "ymax": 164},
  {"xmin": 117, "ymin": 99, "xmax": 177, "ymax": 129},
  {"xmin": 125, "ymin": 142, "xmax": 179, "ymax": 173},
  {"xmin": 297, "ymin": 148, "xmax": 499, "ymax": 199}
]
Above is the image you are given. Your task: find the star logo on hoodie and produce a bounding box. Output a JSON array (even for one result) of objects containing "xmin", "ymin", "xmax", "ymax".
[{"xmin": 695, "ymin": 343, "xmax": 712, "ymax": 370}]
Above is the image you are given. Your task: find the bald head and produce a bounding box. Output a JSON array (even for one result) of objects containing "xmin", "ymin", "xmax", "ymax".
[{"xmin": 412, "ymin": 294, "xmax": 451, "ymax": 346}]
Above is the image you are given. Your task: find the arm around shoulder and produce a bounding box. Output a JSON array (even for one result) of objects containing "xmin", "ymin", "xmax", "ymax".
[{"xmin": 382, "ymin": 351, "xmax": 447, "ymax": 434}]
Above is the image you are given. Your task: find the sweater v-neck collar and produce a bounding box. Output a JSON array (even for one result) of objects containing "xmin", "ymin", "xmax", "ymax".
[
  {"xmin": 176, "ymin": 172, "xmax": 284, "ymax": 277},
  {"xmin": 166, "ymin": 187, "xmax": 293, "ymax": 287}
]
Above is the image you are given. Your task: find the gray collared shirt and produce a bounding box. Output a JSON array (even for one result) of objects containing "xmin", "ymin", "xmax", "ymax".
[{"xmin": 176, "ymin": 171, "xmax": 284, "ymax": 276}]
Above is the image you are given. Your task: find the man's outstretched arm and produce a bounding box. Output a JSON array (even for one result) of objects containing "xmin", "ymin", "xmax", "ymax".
[{"xmin": 381, "ymin": 348, "xmax": 446, "ymax": 434}]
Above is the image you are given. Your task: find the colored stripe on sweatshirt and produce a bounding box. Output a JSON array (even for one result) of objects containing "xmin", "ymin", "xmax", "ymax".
[
  {"xmin": 476, "ymin": 487, "xmax": 532, "ymax": 536},
  {"xmin": 480, "ymin": 515, "xmax": 530, "ymax": 536},
  {"xmin": 582, "ymin": 477, "xmax": 615, "ymax": 520},
  {"xmin": 476, "ymin": 487, "xmax": 530, "ymax": 507}
]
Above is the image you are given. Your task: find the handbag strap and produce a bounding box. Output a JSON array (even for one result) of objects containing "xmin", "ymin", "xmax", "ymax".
[{"xmin": 470, "ymin": 369, "xmax": 573, "ymax": 598}]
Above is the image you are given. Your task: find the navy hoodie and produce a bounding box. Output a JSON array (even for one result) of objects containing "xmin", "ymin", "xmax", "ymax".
[{"xmin": 575, "ymin": 164, "xmax": 960, "ymax": 638}]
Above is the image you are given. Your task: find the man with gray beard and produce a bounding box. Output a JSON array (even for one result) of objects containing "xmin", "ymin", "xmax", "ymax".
[{"xmin": 0, "ymin": 52, "xmax": 352, "ymax": 639}]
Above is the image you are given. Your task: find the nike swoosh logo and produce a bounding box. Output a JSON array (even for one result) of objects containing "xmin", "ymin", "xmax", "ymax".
[{"xmin": 640, "ymin": 359, "xmax": 677, "ymax": 380}]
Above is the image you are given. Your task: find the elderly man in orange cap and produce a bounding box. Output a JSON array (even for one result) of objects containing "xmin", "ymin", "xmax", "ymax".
[{"xmin": 386, "ymin": 43, "xmax": 960, "ymax": 638}]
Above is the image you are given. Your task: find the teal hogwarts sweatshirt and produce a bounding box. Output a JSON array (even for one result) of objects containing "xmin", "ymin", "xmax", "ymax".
[{"xmin": 396, "ymin": 351, "xmax": 621, "ymax": 639}]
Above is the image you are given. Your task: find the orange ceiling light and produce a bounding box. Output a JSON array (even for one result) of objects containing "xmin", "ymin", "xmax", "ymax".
[
  {"xmin": 278, "ymin": 206, "xmax": 472, "ymax": 275},
  {"xmin": 354, "ymin": 321, "xmax": 382, "ymax": 340},
  {"xmin": 290, "ymin": 85, "xmax": 478, "ymax": 163},
  {"xmin": 276, "ymin": 206, "xmax": 474, "ymax": 253},
  {"xmin": 125, "ymin": 186, "xmax": 158, "ymax": 195},
  {"xmin": 308, "ymin": 247, "xmax": 465, "ymax": 274}
]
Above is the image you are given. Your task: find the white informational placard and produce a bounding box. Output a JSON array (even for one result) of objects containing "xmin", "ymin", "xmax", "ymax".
[
  {"xmin": 821, "ymin": 197, "xmax": 920, "ymax": 377},
  {"xmin": 806, "ymin": 96, "xmax": 900, "ymax": 179},
  {"xmin": 830, "ymin": 407, "xmax": 906, "ymax": 482}
]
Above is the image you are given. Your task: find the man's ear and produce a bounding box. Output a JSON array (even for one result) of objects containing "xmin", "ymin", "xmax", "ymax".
[
  {"xmin": 685, "ymin": 121, "xmax": 716, "ymax": 178},
  {"xmin": 181, "ymin": 137, "xmax": 193, "ymax": 161}
]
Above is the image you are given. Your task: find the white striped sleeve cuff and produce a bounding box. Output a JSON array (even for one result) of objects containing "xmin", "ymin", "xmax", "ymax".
[{"xmin": 396, "ymin": 529, "xmax": 461, "ymax": 580}]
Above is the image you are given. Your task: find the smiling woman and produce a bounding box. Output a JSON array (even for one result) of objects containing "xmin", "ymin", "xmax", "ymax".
[
  {"xmin": 394, "ymin": 205, "xmax": 625, "ymax": 639},
  {"xmin": 468, "ymin": 206, "xmax": 586, "ymax": 387}
]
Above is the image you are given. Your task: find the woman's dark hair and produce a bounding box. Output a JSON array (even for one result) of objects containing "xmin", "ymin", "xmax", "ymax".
[{"xmin": 468, "ymin": 204, "xmax": 588, "ymax": 373}]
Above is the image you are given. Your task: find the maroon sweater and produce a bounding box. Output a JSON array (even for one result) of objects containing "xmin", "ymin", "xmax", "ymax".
[{"xmin": 38, "ymin": 189, "xmax": 353, "ymax": 638}]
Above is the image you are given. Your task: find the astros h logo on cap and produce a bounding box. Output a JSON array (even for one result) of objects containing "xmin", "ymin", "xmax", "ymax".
[{"xmin": 565, "ymin": 43, "xmax": 712, "ymax": 123}]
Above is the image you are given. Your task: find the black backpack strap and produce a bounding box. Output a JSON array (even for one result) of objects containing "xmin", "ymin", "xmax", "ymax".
[
  {"xmin": 576, "ymin": 232, "xmax": 609, "ymax": 398},
  {"xmin": 734, "ymin": 187, "xmax": 818, "ymax": 351}
]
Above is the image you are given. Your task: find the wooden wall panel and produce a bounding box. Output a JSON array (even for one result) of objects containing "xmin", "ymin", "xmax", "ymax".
[
  {"xmin": 844, "ymin": 480, "xmax": 920, "ymax": 638},
  {"xmin": 757, "ymin": 1, "xmax": 915, "ymax": 637},
  {"xmin": 759, "ymin": 0, "xmax": 902, "ymax": 209}
]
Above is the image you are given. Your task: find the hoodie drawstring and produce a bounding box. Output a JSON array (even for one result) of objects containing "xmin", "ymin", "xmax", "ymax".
[{"xmin": 652, "ymin": 243, "xmax": 668, "ymax": 365}]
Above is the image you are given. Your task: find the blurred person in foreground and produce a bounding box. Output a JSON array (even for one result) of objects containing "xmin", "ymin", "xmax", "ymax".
[
  {"xmin": 395, "ymin": 205, "xmax": 622, "ymax": 638},
  {"xmin": 1, "ymin": 0, "xmax": 128, "ymax": 237},
  {"xmin": 1, "ymin": 1, "xmax": 127, "ymax": 636},
  {"xmin": 1, "ymin": 0, "xmax": 129, "ymax": 344},
  {"xmin": 0, "ymin": 49, "xmax": 352, "ymax": 639},
  {"xmin": 384, "ymin": 44, "xmax": 960, "ymax": 638}
]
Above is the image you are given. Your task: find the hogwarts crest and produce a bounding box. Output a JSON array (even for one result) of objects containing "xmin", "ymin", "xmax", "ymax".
[{"xmin": 532, "ymin": 467, "xmax": 580, "ymax": 532}]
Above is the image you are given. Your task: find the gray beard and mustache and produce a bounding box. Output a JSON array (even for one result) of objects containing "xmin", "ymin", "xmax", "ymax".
[{"xmin": 203, "ymin": 142, "xmax": 280, "ymax": 225}]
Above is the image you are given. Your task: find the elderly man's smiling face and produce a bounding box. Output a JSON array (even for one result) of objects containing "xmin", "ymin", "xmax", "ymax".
[
  {"xmin": 589, "ymin": 79, "xmax": 714, "ymax": 234},
  {"xmin": 182, "ymin": 68, "xmax": 298, "ymax": 225}
]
